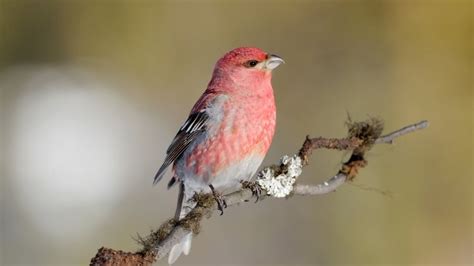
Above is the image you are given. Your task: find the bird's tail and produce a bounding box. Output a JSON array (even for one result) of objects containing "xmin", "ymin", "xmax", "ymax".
[{"xmin": 168, "ymin": 182, "xmax": 195, "ymax": 264}]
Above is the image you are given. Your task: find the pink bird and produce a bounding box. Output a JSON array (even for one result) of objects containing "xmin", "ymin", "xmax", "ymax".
[{"xmin": 154, "ymin": 47, "xmax": 284, "ymax": 264}]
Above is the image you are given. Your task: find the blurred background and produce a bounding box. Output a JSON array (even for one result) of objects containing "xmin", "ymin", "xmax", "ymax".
[{"xmin": 0, "ymin": 0, "xmax": 472, "ymax": 265}]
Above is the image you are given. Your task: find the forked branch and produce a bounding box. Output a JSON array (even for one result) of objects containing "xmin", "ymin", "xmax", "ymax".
[{"xmin": 90, "ymin": 119, "xmax": 428, "ymax": 266}]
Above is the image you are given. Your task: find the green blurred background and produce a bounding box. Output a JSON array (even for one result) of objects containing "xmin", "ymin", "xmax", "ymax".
[{"xmin": 0, "ymin": 0, "xmax": 472, "ymax": 265}]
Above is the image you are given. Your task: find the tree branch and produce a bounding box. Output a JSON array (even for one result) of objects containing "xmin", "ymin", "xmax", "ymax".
[{"xmin": 90, "ymin": 119, "xmax": 428, "ymax": 266}]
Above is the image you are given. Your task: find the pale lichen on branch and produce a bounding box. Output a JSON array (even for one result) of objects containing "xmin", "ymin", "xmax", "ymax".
[
  {"xmin": 90, "ymin": 119, "xmax": 428, "ymax": 266},
  {"xmin": 256, "ymin": 155, "xmax": 302, "ymax": 197}
]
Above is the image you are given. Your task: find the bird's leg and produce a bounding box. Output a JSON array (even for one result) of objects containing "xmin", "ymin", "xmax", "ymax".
[
  {"xmin": 241, "ymin": 181, "xmax": 263, "ymax": 203},
  {"xmin": 209, "ymin": 184, "xmax": 227, "ymax": 215}
]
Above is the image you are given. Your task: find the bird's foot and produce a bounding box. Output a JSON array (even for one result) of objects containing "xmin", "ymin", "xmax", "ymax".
[
  {"xmin": 209, "ymin": 184, "xmax": 227, "ymax": 215},
  {"xmin": 241, "ymin": 181, "xmax": 263, "ymax": 203}
]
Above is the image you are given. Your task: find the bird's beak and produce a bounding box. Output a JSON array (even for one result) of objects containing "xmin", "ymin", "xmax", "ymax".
[{"xmin": 265, "ymin": 54, "xmax": 285, "ymax": 70}]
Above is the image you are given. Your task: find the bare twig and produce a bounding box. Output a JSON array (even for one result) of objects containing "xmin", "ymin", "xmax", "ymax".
[
  {"xmin": 90, "ymin": 119, "xmax": 428, "ymax": 266},
  {"xmin": 293, "ymin": 174, "xmax": 347, "ymax": 196},
  {"xmin": 375, "ymin": 120, "xmax": 429, "ymax": 144}
]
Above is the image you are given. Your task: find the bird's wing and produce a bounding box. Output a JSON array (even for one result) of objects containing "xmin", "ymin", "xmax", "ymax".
[{"xmin": 153, "ymin": 110, "xmax": 209, "ymax": 185}]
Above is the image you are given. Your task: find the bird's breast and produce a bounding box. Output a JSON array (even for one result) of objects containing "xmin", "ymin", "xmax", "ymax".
[{"xmin": 183, "ymin": 91, "xmax": 276, "ymax": 187}]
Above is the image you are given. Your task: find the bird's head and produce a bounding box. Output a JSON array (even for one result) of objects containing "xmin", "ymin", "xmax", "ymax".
[{"xmin": 213, "ymin": 47, "xmax": 284, "ymax": 83}]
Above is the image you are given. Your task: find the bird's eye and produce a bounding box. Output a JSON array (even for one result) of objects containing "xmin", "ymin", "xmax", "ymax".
[{"xmin": 244, "ymin": 60, "xmax": 259, "ymax": 68}]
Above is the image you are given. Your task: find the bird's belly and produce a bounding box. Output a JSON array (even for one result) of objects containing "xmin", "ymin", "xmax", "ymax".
[
  {"xmin": 174, "ymin": 125, "xmax": 270, "ymax": 193},
  {"xmin": 208, "ymin": 151, "xmax": 264, "ymax": 188},
  {"xmin": 179, "ymin": 151, "xmax": 264, "ymax": 193}
]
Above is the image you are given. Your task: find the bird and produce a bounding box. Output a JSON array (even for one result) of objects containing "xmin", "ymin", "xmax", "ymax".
[{"xmin": 154, "ymin": 47, "xmax": 284, "ymax": 264}]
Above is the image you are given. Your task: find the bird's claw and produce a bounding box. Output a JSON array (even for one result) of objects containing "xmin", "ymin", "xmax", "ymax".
[
  {"xmin": 241, "ymin": 181, "xmax": 263, "ymax": 203},
  {"xmin": 209, "ymin": 184, "xmax": 227, "ymax": 215}
]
